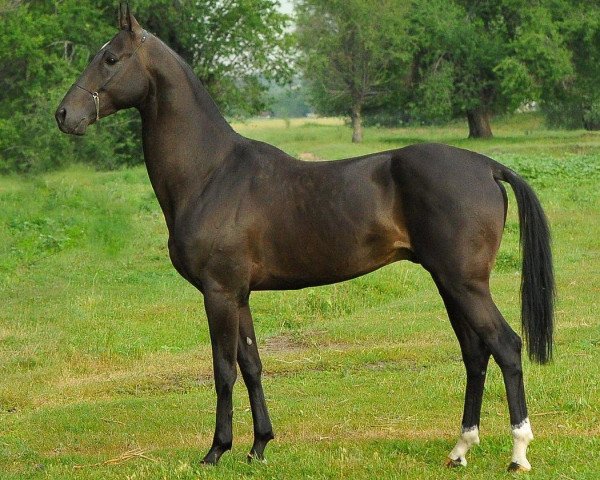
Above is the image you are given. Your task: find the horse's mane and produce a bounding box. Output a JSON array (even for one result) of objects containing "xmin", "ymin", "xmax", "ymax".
[
  {"xmin": 153, "ymin": 33, "xmax": 229, "ymax": 125},
  {"xmin": 160, "ymin": 39, "xmax": 201, "ymax": 87}
]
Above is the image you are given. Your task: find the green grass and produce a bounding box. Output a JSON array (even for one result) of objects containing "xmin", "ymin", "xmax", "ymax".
[
  {"xmin": 234, "ymin": 113, "xmax": 600, "ymax": 160},
  {"xmin": 1, "ymin": 114, "xmax": 599, "ymax": 479}
]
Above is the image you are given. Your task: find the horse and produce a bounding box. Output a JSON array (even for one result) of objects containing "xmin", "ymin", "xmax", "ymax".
[{"xmin": 55, "ymin": 6, "xmax": 554, "ymax": 472}]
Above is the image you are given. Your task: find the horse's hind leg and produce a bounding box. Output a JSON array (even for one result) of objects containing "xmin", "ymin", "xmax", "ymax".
[
  {"xmin": 436, "ymin": 286, "xmax": 491, "ymax": 467},
  {"xmin": 434, "ymin": 274, "xmax": 533, "ymax": 471},
  {"xmin": 237, "ymin": 303, "xmax": 274, "ymax": 461}
]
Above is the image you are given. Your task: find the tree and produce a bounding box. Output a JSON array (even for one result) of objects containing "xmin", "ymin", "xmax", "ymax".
[
  {"xmin": 133, "ymin": 0, "xmax": 295, "ymax": 116},
  {"xmin": 409, "ymin": 0, "xmax": 573, "ymax": 138},
  {"xmin": 0, "ymin": 0, "xmax": 294, "ymax": 173},
  {"xmin": 0, "ymin": 0, "xmax": 118, "ymax": 172},
  {"xmin": 542, "ymin": 0, "xmax": 600, "ymax": 130},
  {"xmin": 296, "ymin": 0, "xmax": 412, "ymax": 142}
]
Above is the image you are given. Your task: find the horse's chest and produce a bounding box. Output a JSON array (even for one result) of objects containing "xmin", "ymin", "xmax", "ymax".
[
  {"xmin": 167, "ymin": 232, "xmax": 211, "ymax": 280},
  {"xmin": 168, "ymin": 225, "xmax": 247, "ymax": 284}
]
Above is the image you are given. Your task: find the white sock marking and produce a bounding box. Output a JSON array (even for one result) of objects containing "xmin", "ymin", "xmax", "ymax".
[
  {"xmin": 511, "ymin": 417, "xmax": 533, "ymax": 470},
  {"xmin": 448, "ymin": 426, "xmax": 480, "ymax": 466}
]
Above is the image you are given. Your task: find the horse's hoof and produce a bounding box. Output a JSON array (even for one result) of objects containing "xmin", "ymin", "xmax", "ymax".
[
  {"xmin": 194, "ymin": 457, "xmax": 217, "ymax": 471},
  {"xmin": 247, "ymin": 452, "xmax": 267, "ymax": 464},
  {"xmin": 445, "ymin": 456, "xmax": 466, "ymax": 468},
  {"xmin": 507, "ymin": 462, "xmax": 531, "ymax": 473},
  {"xmin": 200, "ymin": 443, "xmax": 231, "ymax": 466},
  {"xmin": 200, "ymin": 451, "xmax": 221, "ymax": 466}
]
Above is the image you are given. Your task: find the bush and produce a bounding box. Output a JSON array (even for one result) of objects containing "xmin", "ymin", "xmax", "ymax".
[
  {"xmin": 543, "ymin": 93, "xmax": 600, "ymax": 131},
  {"xmin": 0, "ymin": 89, "xmax": 143, "ymax": 174},
  {"xmin": 542, "ymin": 98, "xmax": 586, "ymax": 130},
  {"xmin": 583, "ymin": 100, "xmax": 600, "ymax": 131},
  {"xmin": 0, "ymin": 93, "xmax": 74, "ymax": 174}
]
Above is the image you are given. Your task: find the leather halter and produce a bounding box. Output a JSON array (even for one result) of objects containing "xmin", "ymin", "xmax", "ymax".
[{"xmin": 75, "ymin": 30, "xmax": 148, "ymax": 121}]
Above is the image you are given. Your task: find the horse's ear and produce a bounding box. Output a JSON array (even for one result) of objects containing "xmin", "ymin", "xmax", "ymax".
[
  {"xmin": 119, "ymin": 2, "xmax": 127, "ymax": 30},
  {"xmin": 118, "ymin": 2, "xmax": 141, "ymax": 32},
  {"xmin": 123, "ymin": 2, "xmax": 142, "ymax": 33}
]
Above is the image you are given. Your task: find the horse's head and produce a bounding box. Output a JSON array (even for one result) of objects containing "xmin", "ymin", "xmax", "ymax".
[{"xmin": 55, "ymin": 4, "xmax": 150, "ymax": 135}]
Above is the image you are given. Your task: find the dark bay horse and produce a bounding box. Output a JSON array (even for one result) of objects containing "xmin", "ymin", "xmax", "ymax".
[{"xmin": 55, "ymin": 8, "xmax": 554, "ymax": 472}]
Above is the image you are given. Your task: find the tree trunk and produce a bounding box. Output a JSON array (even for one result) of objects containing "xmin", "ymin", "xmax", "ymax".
[
  {"xmin": 351, "ymin": 104, "xmax": 363, "ymax": 143},
  {"xmin": 467, "ymin": 108, "xmax": 493, "ymax": 138}
]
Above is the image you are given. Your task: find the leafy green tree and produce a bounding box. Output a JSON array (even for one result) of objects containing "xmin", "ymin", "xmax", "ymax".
[
  {"xmin": 0, "ymin": 0, "xmax": 117, "ymax": 173},
  {"xmin": 542, "ymin": 0, "xmax": 600, "ymax": 130},
  {"xmin": 133, "ymin": 0, "xmax": 294, "ymax": 116},
  {"xmin": 296, "ymin": 0, "xmax": 412, "ymax": 142},
  {"xmin": 0, "ymin": 0, "xmax": 294, "ymax": 173},
  {"xmin": 409, "ymin": 0, "xmax": 573, "ymax": 137}
]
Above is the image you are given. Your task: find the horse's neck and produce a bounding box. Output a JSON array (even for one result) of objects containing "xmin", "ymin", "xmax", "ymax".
[{"xmin": 139, "ymin": 40, "xmax": 238, "ymax": 229}]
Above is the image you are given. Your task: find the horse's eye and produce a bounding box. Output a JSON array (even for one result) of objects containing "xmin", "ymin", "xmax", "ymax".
[{"xmin": 105, "ymin": 56, "xmax": 118, "ymax": 66}]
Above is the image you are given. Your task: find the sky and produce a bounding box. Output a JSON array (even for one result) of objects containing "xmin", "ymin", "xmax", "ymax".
[{"xmin": 279, "ymin": 0, "xmax": 294, "ymax": 15}]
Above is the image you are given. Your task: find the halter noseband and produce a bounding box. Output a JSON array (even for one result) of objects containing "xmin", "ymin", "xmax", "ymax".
[
  {"xmin": 75, "ymin": 86, "xmax": 100, "ymax": 121},
  {"xmin": 75, "ymin": 30, "xmax": 147, "ymax": 122}
]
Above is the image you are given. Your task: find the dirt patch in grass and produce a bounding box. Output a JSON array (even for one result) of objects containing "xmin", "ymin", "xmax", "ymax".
[
  {"xmin": 262, "ymin": 332, "xmax": 309, "ymax": 354},
  {"xmin": 261, "ymin": 330, "xmax": 355, "ymax": 355}
]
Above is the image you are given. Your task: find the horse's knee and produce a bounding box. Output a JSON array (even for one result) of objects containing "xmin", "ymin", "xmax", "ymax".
[
  {"xmin": 214, "ymin": 366, "xmax": 237, "ymax": 395},
  {"xmin": 463, "ymin": 356, "xmax": 488, "ymax": 379}
]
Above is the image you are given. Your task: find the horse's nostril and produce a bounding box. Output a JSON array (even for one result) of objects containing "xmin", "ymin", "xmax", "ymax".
[{"xmin": 55, "ymin": 107, "xmax": 67, "ymax": 125}]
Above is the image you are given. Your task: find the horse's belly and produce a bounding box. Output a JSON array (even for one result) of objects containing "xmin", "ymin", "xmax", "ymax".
[{"xmin": 250, "ymin": 235, "xmax": 413, "ymax": 291}]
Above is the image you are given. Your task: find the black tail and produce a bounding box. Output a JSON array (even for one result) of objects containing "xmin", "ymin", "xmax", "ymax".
[{"xmin": 494, "ymin": 165, "xmax": 555, "ymax": 364}]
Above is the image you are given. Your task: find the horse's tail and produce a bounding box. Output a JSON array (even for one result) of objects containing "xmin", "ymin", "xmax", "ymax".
[{"xmin": 492, "ymin": 163, "xmax": 555, "ymax": 364}]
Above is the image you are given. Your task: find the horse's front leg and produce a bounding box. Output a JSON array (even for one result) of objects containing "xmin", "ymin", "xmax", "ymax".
[{"xmin": 201, "ymin": 285, "xmax": 241, "ymax": 465}]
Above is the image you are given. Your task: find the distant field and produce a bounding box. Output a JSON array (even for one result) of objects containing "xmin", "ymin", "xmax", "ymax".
[
  {"xmin": 1, "ymin": 114, "xmax": 599, "ymax": 479},
  {"xmin": 233, "ymin": 113, "xmax": 600, "ymax": 159}
]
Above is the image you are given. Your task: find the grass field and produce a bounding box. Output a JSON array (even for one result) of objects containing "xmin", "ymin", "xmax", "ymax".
[{"xmin": 1, "ymin": 113, "xmax": 599, "ymax": 479}]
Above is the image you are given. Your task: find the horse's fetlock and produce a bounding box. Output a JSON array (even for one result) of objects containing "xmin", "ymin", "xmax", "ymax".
[
  {"xmin": 213, "ymin": 436, "xmax": 232, "ymax": 451},
  {"xmin": 256, "ymin": 430, "xmax": 275, "ymax": 442}
]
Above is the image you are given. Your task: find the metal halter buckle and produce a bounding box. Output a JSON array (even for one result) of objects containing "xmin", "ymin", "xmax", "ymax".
[{"xmin": 92, "ymin": 92, "xmax": 100, "ymax": 121}]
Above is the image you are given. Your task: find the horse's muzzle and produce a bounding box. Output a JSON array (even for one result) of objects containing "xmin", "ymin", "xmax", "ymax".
[{"xmin": 55, "ymin": 106, "xmax": 89, "ymax": 136}]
